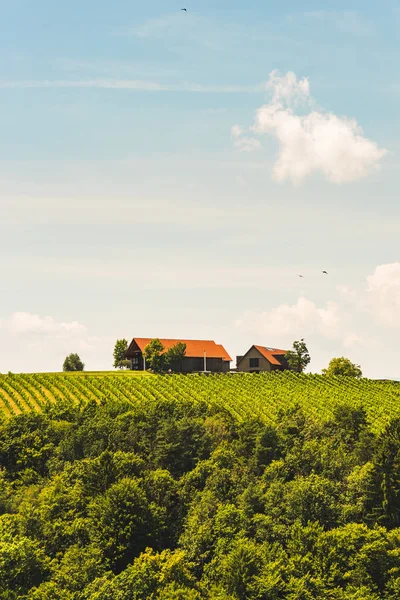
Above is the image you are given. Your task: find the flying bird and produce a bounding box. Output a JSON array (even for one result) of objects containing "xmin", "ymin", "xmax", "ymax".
[
  {"xmin": 298, "ymin": 274, "xmax": 304, "ymax": 278},
  {"xmin": 181, "ymin": 7, "xmax": 187, "ymax": 10},
  {"xmin": 322, "ymin": 270, "xmax": 328, "ymax": 274}
]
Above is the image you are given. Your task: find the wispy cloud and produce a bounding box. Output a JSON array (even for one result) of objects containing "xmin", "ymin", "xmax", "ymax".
[
  {"xmin": 118, "ymin": 12, "xmax": 231, "ymax": 52},
  {"xmin": 0, "ymin": 79, "xmax": 165, "ymax": 91},
  {"xmin": 0, "ymin": 312, "xmax": 86, "ymax": 336},
  {"xmin": 0, "ymin": 79, "xmax": 262, "ymax": 93},
  {"xmin": 54, "ymin": 58, "xmax": 179, "ymax": 79},
  {"xmin": 234, "ymin": 70, "xmax": 387, "ymax": 184},
  {"xmin": 130, "ymin": 13, "xmax": 191, "ymax": 39},
  {"xmin": 119, "ymin": 11, "xmax": 296, "ymax": 51},
  {"xmin": 1, "ymin": 256, "xmax": 299, "ymax": 291},
  {"xmin": 231, "ymin": 125, "xmax": 261, "ymax": 152},
  {"xmin": 303, "ymin": 10, "xmax": 375, "ymax": 36}
]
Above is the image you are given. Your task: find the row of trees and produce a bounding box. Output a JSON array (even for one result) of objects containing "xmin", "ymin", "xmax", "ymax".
[
  {"xmin": 113, "ymin": 338, "xmax": 186, "ymax": 373},
  {"xmin": 285, "ymin": 339, "xmax": 363, "ymax": 377},
  {"xmin": 144, "ymin": 339, "xmax": 187, "ymax": 372}
]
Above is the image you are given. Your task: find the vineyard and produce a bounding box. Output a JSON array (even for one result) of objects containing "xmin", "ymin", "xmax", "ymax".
[{"xmin": 0, "ymin": 371, "xmax": 399, "ymax": 432}]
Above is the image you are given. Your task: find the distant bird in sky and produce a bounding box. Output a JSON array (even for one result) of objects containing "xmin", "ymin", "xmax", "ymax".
[
  {"xmin": 298, "ymin": 274, "xmax": 304, "ymax": 278},
  {"xmin": 181, "ymin": 7, "xmax": 187, "ymax": 10},
  {"xmin": 322, "ymin": 270, "xmax": 328, "ymax": 274}
]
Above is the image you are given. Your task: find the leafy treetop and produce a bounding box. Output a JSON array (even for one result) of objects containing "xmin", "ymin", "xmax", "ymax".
[
  {"xmin": 285, "ymin": 339, "xmax": 311, "ymax": 373},
  {"xmin": 63, "ymin": 353, "xmax": 84, "ymax": 372},
  {"xmin": 144, "ymin": 339, "xmax": 165, "ymax": 372},
  {"xmin": 144, "ymin": 340, "xmax": 187, "ymax": 373},
  {"xmin": 164, "ymin": 342, "xmax": 186, "ymax": 371},
  {"xmin": 113, "ymin": 339, "xmax": 129, "ymax": 369},
  {"xmin": 322, "ymin": 357, "xmax": 362, "ymax": 378}
]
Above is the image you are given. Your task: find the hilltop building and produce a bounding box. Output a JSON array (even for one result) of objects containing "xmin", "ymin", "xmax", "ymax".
[
  {"xmin": 126, "ymin": 337, "xmax": 232, "ymax": 373},
  {"xmin": 236, "ymin": 345, "xmax": 289, "ymax": 373}
]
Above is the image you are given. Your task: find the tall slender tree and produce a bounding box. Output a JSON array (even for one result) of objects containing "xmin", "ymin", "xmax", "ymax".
[
  {"xmin": 164, "ymin": 342, "xmax": 186, "ymax": 372},
  {"xmin": 144, "ymin": 339, "xmax": 165, "ymax": 373},
  {"xmin": 285, "ymin": 339, "xmax": 310, "ymax": 373},
  {"xmin": 113, "ymin": 339, "xmax": 129, "ymax": 369}
]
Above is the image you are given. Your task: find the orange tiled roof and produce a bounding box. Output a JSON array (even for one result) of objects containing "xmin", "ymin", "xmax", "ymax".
[
  {"xmin": 254, "ymin": 345, "xmax": 287, "ymax": 365},
  {"xmin": 214, "ymin": 344, "xmax": 232, "ymax": 362},
  {"xmin": 132, "ymin": 338, "xmax": 232, "ymax": 361}
]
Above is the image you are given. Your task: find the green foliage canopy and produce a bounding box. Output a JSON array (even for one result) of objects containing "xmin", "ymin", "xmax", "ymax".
[
  {"xmin": 144, "ymin": 340, "xmax": 187, "ymax": 373},
  {"xmin": 322, "ymin": 357, "xmax": 363, "ymax": 378},
  {"xmin": 144, "ymin": 339, "xmax": 165, "ymax": 372},
  {"xmin": 164, "ymin": 342, "xmax": 186, "ymax": 372},
  {"xmin": 113, "ymin": 339, "xmax": 129, "ymax": 369},
  {"xmin": 285, "ymin": 339, "xmax": 311, "ymax": 372},
  {"xmin": 62, "ymin": 353, "xmax": 84, "ymax": 372}
]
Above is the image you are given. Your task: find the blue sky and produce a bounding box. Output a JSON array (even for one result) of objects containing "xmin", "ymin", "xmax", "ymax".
[{"xmin": 1, "ymin": 0, "xmax": 399, "ymax": 376}]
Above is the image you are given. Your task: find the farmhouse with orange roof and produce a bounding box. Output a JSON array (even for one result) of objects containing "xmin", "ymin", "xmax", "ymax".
[
  {"xmin": 236, "ymin": 345, "xmax": 289, "ymax": 373},
  {"xmin": 126, "ymin": 337, "xmax": 232, "ymax": 373}
]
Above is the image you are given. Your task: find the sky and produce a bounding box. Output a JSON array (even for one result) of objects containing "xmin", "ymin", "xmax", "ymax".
[{"xmin": 0, "ymin": 0, "xmax": 399, "ymax": 377}]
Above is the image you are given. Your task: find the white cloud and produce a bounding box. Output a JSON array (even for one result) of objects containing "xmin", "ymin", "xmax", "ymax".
[
  {"xmin": 231, "ymin": 124, "xmax": 261, "ymax": 152},
  {"xmin": 234, "ymin": 137, "xmax": 262, "ymax": 153},
  {"xmin": 234, "ymin": 262, "xmax": 400, "ymax": 376},
  {"xmin": 266, "ymin": 70, "xmax": 310, "ymax": 106},
  {"xmin": 0, "ymin": 312, "xmax": 86, "ymax": 337},
  {"xmin": 231, "ymin": 125, "xmax": 243, "ymax": 137},
  {"xmin": 236, "ymin": 70, "xmax": 386, "ymax": 184},
  {"xmin": 366, "ymin": 262, "xmax": 400, "ymax": 326},
  {"xmin": 0, "ymin": 312, "xmax": 116, "ymax": 373},
  {"xmin": 235, "ymin": 297, "xmax": 342, "ymax": 342}
]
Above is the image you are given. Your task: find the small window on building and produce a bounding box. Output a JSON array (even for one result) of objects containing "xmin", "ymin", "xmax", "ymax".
[
  {"xmin": 249, "ymin": 357, "xmax": 259, "ymax": 368},
  {"xmin": 132, "ymin": 357, "xmax": 139, "ymax": 366}
]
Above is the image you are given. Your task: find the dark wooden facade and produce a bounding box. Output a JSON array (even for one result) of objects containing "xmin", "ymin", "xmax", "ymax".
[{"xmin": 126, "ymin": 338, "xmax": 231, "ymax": 374}]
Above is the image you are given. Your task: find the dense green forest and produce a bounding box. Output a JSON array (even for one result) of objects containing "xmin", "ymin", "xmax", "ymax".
[{"xmin": 1, "ymin": 394, "xmax": 400, "ymax": 599}]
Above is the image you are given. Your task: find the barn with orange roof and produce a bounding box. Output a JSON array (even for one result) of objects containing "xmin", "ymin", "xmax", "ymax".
[{"xmin": 126, "ymin": 337, "xmax": 232, "ymax": 373}]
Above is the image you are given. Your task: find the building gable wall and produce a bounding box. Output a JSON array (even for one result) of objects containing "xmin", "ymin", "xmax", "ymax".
[{"xmin": 237, "ymin": 346, "xmax": 272, "ymax": 373}]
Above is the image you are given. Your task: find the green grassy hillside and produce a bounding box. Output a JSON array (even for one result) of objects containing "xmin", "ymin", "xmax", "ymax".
[{"xmin": 0, "ymin": 371, "xmax": 399, "ymax": 432}]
